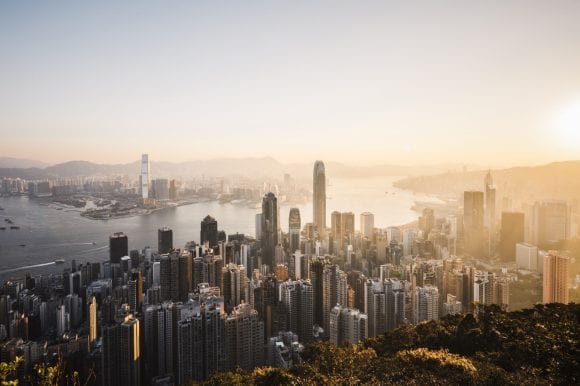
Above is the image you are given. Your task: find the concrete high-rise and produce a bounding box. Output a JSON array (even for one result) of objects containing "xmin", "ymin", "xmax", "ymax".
[
  {"xmin": 88, "ymin": 296, "xmax": 97, "ymax": 350},
  {"xmin": 360, "ymin": 212, "xmax": 375, "ymax": 240},
  {"xmin": 109, "ymin": 232, "xmax": 128, "ymax": 264},
  {"xmin": 261, "ymin": 192, "xmax": 278, "ymax": 268},
  {"xmin": 200, "ymin": 215, "xmax": 218, "ymax": 248},
  {"xmin": 322, "ymin": 265, "xmax": 348, "ymax": 336},
  {"xmin": 158, "ymin": 226, "xmax": 173, "ymax": 254},
  {"xmin": 225, "ymin": 302, "xmax": 264, "ymax": 371},
  {"xmin": 102, "ymin": 314, "xmax": 141, "ymax": 386},
  {"xmin": 484, "ymin": 171, "xmax": 496, "ymax": 236},
  {"xmin": 329, "ymin": 305, "xmax": 367, "ymax": 346},
  {"xmin": 289, "ymin": 208, "xmax": 301, "ymax": 253},
  {"xmin": 543, "ymin": 251, "xmax": 570, "ymax": 304},
  {"xmin": 313, "ymin": 161, "xmax": 326, "ymax": 239},
  {"xmin": 499, "ymin": 212, "xmax": 525, "ymax": 261},
  {"xmin": 140, "ymin": 153, "xmax": 150, "ymax": 199},
  {"xmin": 280, "ymin": 280, "xmax": 314, "ymax": 343},
  {"xmin": 341, "ymin": 212, "xmax": 355, "ymax": 247},
  {"xmin": 414, "ymin": 285, "xmax": 439, "ymax": 324}
]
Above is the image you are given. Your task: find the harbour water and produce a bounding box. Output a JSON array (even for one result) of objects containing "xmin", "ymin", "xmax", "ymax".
[{"xmin": 0, "ymin": 176, "xmax": 441, "ymax": 280}]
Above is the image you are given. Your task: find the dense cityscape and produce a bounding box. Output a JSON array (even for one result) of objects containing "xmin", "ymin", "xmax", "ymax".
[{"xmin": 0, "ymin": 156, "xmax": 576, "ymax": 385}]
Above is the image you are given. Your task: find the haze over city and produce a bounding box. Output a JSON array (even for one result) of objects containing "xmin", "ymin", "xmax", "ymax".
[{"xmin": 1, "ymin": 1, "xmax": 580, "ymax": 166}]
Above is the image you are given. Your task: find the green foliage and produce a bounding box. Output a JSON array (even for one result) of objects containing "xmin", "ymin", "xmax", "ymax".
[
  {"xmin": 0, "ymin": 356, "xmax": 22, "ymax": 385},
  {"xmin": 202, "ymin": 303, "xmax": 579, "ymax": 386}
]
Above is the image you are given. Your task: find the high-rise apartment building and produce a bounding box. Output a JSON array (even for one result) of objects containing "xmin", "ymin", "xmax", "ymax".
[
  {"xmin": 463, "ymin": 191, "xmax": 485, "ymax": 257},
  {"xmin": 329, "ymin": 305, "xmax": 367, "ymax": 346},
  {"xmin": 322, "ymin": 265, "xmax": 348, "ymax": 336},
  {"xmin": 280, "ymin": 279, "xmax": 314, "ymax": 343},
  {"xmin": 225, "ymin": 302, "xmax": 264, "ymax": 371},
  {"xmin": 414, "ymin": 285, "xmax": 439, "ymax": 324},
  {"xmin": 543, "ymin": 251, "xmax": 570, "ymax": 304},
  {"xmin": 313, "ymin": 161, "xmax": 326, "ymax": 239}
]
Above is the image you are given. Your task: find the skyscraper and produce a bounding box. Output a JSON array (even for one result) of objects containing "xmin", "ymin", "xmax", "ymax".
[
  {"xmin": 463, "ymin": 191, "xmax": 485, "ymax": 257},
  {"xmin": 499, "ymin": 212, "xmax": 525, "ymax": 261},
  {"xmin": 360, "ymin": 212, "xmax": 375, "ymax": 240},
  {"xmin": 414, "ymin": 285, "xmax": 439, "ymax": 324},
  {"xmin": 322, "ymin": 265, "xmax": 348, "ymax": 336},
  {"xmin": 280, "ymin": 280, "xmax": 314, "ymax": 343},
  {"xmin": 140, "ymin": 153, "xmax": 150, "ymax": 199},
  {"xmin": 329, "ymin": 305, "xmax": 367, "ymax": 346},
  {"xmin": 102, "ymin": 315, "xmax": 141, "ymax": 386},
  {"xmin": 543, "ymin": 251, "xmax": 570, "ymax": 304},
  {"xmin": 341, "ymin": 212, "xmax": 355, "ymax": 248},
  {"xmin": 88, "ymin": 296, "xmax": 97, "ymax": 351},
  {"xmin": 109, "ymin": 232, "xmax": 128, "ymax": 264},
  {"xmin": 484, "ymin": 170, "xmax": 496, "ymax": 237},
  {"xmin": 200, "ymin": 215, "xmax": 218, "ymax": 248},
  {"xmin": 158, "ymin": 226, "xmax": 173, "ymax": 254},
  {"xmin": 289, "ymin": 208, "xmax": 301, "ymax": 253},
  {"xmin": 313, "ymin": 161, "xmax": 326, "ymax": 239},
  {"xmin": 331, "ymin": 211, "xmax": 342, "ymax": 249},
  {"xmin": 160, "ymin": 252, "xmax": 180, "ymax": 301},
  {"xmin": 225, "ymin": 302, "xmax": 264, "ymax": 371},
  {"xmin": 261, "ymin": 192, "xmax": 278, "ymax": 268}
]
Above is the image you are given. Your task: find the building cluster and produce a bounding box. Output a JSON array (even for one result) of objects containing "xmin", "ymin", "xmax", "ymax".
[{"xmin": 0, "ymin": 162, "xmax": 573, "ymax": 385}]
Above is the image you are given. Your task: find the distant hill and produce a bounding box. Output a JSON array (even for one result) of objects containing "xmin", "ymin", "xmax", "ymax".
[
  {"xmin": 394, "ymin": 160, "xmax": 580, "ymax": 203},
  {"xmin": 0, "ymin": 158, "xmax": 478, "ymax": 180},
  {"xmin": 0, "ymin": 157, "xmax": 49, "ymax": 169}
]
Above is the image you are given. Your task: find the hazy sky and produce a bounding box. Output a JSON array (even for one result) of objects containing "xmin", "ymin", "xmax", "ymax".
[{"xmin": 1, "ymin": 1, "xmax": 580, "ymax": 166}]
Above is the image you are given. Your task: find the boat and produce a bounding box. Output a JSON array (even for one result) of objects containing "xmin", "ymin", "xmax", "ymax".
[
  {"xmin": 10, "ymin": 225, "xmax": 20, "ymax": 230},
  {"xmin": 54, "ymin": 259, "xmax": 65, "ymax": 264},
  {"xmin": 0, "ymin": 226, "xmax": 5, "ymax": 230},
  {"xmin": 19, "ymin": 244, "xmax": 26, "ymax": 247}
]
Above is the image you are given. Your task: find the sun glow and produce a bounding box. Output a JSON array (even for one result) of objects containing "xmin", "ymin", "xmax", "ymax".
[{"xmin": 554, "ymin": 98, "xmax": 580, "ymax": 149}]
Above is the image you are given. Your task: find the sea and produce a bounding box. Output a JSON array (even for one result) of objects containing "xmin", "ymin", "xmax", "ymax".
[{"xmin": 0, "ymin": 176, "xmax": 441, "ymax": 281}]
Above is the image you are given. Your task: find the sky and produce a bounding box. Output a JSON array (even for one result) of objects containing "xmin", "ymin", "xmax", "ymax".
[{"xmin": 1, "ymin": 1, "xmax": 580, "ymax": 167}]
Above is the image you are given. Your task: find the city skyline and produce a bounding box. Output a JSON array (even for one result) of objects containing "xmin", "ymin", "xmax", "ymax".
[{"xmin": 1, "ymin": 1, "xmax": 580, "ymax": 165}]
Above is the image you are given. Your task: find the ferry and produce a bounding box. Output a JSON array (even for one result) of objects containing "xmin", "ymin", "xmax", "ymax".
[{"xmin": 54, "ymin": 259, "xmax": 65, "ymax": 264}]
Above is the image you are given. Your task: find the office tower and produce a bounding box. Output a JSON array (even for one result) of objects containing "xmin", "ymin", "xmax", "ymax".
[
  {"xmin": 255, "ymin": 213, "xmax": 262, "ymax": 240},
  {"xmin": 109, "ymin": 232, "xmax": 128, "ymax": 264},
  {"xmin": 152, "ymin": 178, "xmax": 169, "ymax": 200},
  {"xmin": 499, "ymin": 212, "xmax": 525, "ymax": 261},
  {"xmin": 88, "ymin": 296, "xmax": 97, "ymax": 350},
  {"xmin": 329, "ymin": 305, "xmax": 368, "ymax": 346},
  {"xmin": 222, "ymin": 263, "xmax": 246, "ymax": 312},
  {"xmin": 169, "ymin": 179, "xmax": 177, "ymax": 200},
  {"xmin": 102, "ymin": 315, "xmax": 141, "ymax": 386},
  {"xmin": 176, "ymin": 297, "xmax": 226, "ymax": 383},
  {"xmin": 543, "ymin": 251, "xmax": 570, "ymax": 304},
  {"xmin": 158, "ymin": 226, "xmax": 173, "ymax": 254},
  {"xmin": 516, "ymin": 243, "xmax": 539, "ymax": 271},
  {"xmin": 144, "ymin": 302, "xmax": 178, "ymax": 378},
  {"xmin": 261, "ymin": 193, "xmax": 278, "ymax": 268},
  {"xmin": 140, "ymin": 153, "xmax": 150, "ymax": 199},
  {"xmin": 313, "ymin": 161, "xmax": 326, "ymax": 239},
  {"xmin": 484, "ymin": 171, "xmax": 496, "ymax": 246},
  {"xmin": 200, "ymin": 215, "xmax": 218, "ymax": 248},
  {"xmin": 414, "ymin": 285, "xmax": 439, "ymax": 324},
  {"xmin": 289, "ymin": 208, "xmax": 301, "ymax": 253},
  {"xmin": 225, "ymin": 302, "xmax": 264, "ymax": 371},
  {"xmin": 360, "ymin": 212, "xmax": 374, "ymax": 240},
  {"xmin": 533, "ymin": 201, "xmax": 572, "ymax": 245},
  {"xmin": 341, "ymin": 212, "xmax": 355, "ymax": 247},
  {"xmin": 253, "ymin": 275, "xmax": 278, "ymax": 339},
  {"xmin": 419, "ymin": 208, "xmax": 435, "ymax": 236},
  {"xmin": 331, "ymin": 211, "xmax": 342, "ymax": 249},
  {"xmin": 463, "ymin": 191, "xmax": 485, "ymax": 257},
  {"xmin": 309, "ymin": 256, "xmax": 330, "ymax": 328},
  {"xmin": 322, "ymin": 265, "xmax": 348, "ymax": 336},
  {"xmin": 280, "ymin": 280, "xmax": 314, "ymax": 343},
  {"xmin": 267, "ymin": 331, "xmax": 303, "ymax": 369},
  {"xmin": 386, "ymin": 240, "xmax": 403, "ymax": 266},
  {"xmin": 160, "ymin": 252, "xmax": 180, "ymax": 301}
]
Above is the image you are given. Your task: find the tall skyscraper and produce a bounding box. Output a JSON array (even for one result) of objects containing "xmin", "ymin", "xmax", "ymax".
[
  {"xmin": 360, "ymin": 212, "xmax": 375, "ymax": 240},
  {"xmin": 484, "ymin": 170, "xmax": 496, "ymax": 236},
  {"xmin": 261, "ymin": 192, "xmax": 278, "ymax": 268},
  {"xmin": 463, "ymin": 191, "xmax": 485, "ymax": 257},
  {"xmin": 341, "ymin": 212, "xmax": 355, "ymax": 248},
  {"xmin": 289, "ymin": 208, "xmax": 301, "ymax": 253},
  {"xmin": 200, "ymin": 215, "xmax": 218, "ymax": 248},
  {"xmin": 160, "ymin": 252, "xmax": 180, "ymax": 301},
  {"xmin": 109, "ymin": 232, "xmax": 128, "ymax": 264},
  {"xmin": 499, "ymin": 212, "xmax": 525, "ymax": 261},
  {"xmin": 533, "ymin": 201, "xmax": 572, "ymax": 245},
  {"xmin": 88, "ymin": 296, "xmax": 97, "ymax": 351},
  {"xmin": 414, "ymin": 285, "xmax": 439, "ymax": 324},
  {"xmin": 313, "ymin": 161, "xmax": 326, "ymax": 239},
  {"xmin": 543, "ymin": 251, "xmax": 570, "ymax": 304},
  {"xmin": 102, "ymin": 315, "xmax": 141, "ymax": 386},
  {"xmin": 140, "ymin": 153, "xmax": 150, "ymax": 199},
  {"xmin": 331, "ymin": 211, "xmax": 342, "ymax": 249},
  {"xmin": 158, "ymin": 226, "xmax": 173, "ymax": 254},
  {"xmin": 322, "ymin": 265, "xmax": 348, "ymax": 336}
]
